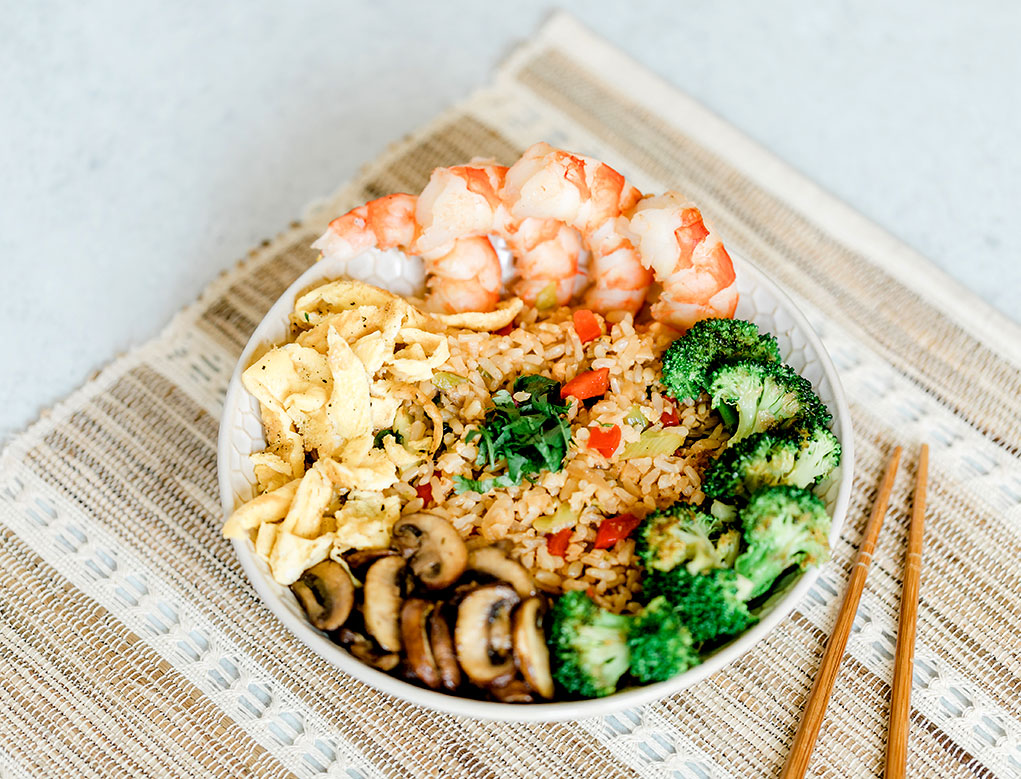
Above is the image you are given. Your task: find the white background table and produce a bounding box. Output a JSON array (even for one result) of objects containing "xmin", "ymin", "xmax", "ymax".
[{"xmin": 2, "ymin": 1, "xmax": 1018, "ymax": 441}]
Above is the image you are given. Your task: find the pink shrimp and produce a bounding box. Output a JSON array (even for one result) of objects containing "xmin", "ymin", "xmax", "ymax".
[
  {"xmin": 415, "ymin": 160, "xmax": 582, "ymax": 307},
  {"xmin": 503, "ymin": 217, "xmax": 581, "ymax": 305},
  {"xmin": 311, "ymin": 193, "xmax": 418, "ymax": 260},
  {"xmin": 422, "ymin": 235, "xmax": 502, "ymax": 313},
  {"xmin": 502, "ymin": 142, "xmax": 652, "ymax": 314},
  {"xmin": 311, "ymin": 190, "xmax": 502, "ymax": 314},
  {"xmin": 627, "ymin": 192, "xmax": 738, "ymax": 331}
]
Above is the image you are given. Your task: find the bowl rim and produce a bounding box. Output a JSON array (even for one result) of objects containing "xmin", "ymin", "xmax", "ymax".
[{"xmin": 216, "ymin": 250, "xmax": 854, "ymax": 722}]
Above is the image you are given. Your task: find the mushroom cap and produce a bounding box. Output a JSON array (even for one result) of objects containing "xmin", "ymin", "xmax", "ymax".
[
  {"xmin": 344, "ymin": 547, "xmax": 397, "ymax": 572},
  {"xmin": 454, "ymin": 583, "xmax": 521, "ymax": 688},
  {"xmin": 363, "ymin": 555, "xmax": 405, "ymax": 652},
  {"xmin": 335, "ymin": 628, "xmax": 400, "ymax": 672},
  {"xmin": 401, "ymin": 599, "xmax": 440, "ymax": 689},
  {"xmin": 489, "ymin": 678, "xmax": 535, "ymax": 704},
  {"xmin": 392, "ymin": 513, "xmax": 468, "ymax": 590},
  {"xmin": 512, "ymin": 596, "xmax": 554, "ymax": 699},
  {"xmin": 290, "ymin": 560, "xmax": 355, "ymax": 631},
  {"xmin": 467, "ymin": 546, "xmax": 537, "ymax": 598},
  {"xmin": 428, "ymin": 604, "xmax": 461, "ymax": 693}
]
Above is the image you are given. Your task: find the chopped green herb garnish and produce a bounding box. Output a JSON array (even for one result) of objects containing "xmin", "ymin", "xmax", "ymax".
[
  {"xmin": 373, "ymin": 428, "xmax": 404, "ymax": 448},
  {"xmin": 454, "ymin": 375, "xmax": 571, "ymax": 494}
]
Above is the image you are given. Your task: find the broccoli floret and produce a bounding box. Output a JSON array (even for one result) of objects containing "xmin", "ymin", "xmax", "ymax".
[
  {"xmin": 643, "ymin": 568, "xmax": 757, "ymax": 644},
  {"xmin": 660, "ymin": 318, "xmax": 781, "ymax": 401},
  {"xmin": 704, "ymin": 431, "xmax": 798, "ymax": 500},
  {"xmin": 785, "ymin": 426, "xmax": 841, "ymax": 488},
  {"xmin": 735, "ymin": 486, "xmax": 831, "ymax": 599},
  {"xmin": 708, "ymin": 361, "xmax": 830, "ymax": 446},
  {"xmin": 705, "ymin": 426, "xmax": 842, "ymax": 501},
  {"xmin": 627, "ymin": 596, "xmax": 700, "ymax": 682},
  {"xmin": 636, "ymin": 504, "xmax": 736, "ymax": 575},
  {"xmin": 549, "ymin": 591, "xmax": 632, "ymax": 697}
]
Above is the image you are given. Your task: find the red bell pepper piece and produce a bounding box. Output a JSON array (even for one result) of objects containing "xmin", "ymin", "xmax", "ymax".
[
  {"xmin": 660, "ymin": 405, "xmax": 680, "ymax": 426},
  {"xmin": 587, "ymin": 424, "xmax": 621, "ymax": 458},
  {"xmin": 572, "ymin": 309, "xmax": 602, "ymax": 344},
  {"xmin": 560, "ymin": 368, "xmax": 610, "ymax": 401},
  {"xmin": 593, "ymin": 513, "xmax": 641, "ymax": 550},
  {"xmin": 495, "ymin": 323, "xmax": 514, "ymax": 336},
  {"xmin": 415, "ymin": 482, "xmax": 433, "ymax": 507},
  {"xmin": 546, "ymin": 527, "xmax": 572, "ymax": 557}
]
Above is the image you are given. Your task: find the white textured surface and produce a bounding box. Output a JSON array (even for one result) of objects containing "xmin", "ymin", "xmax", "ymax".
[
  {"xmin": 2, "ymin": 1, "xmax": 1019, "ymax": 440},
  {"xmin": 216, "ymin": 247, "xmax": 853, "ymax": 721}
]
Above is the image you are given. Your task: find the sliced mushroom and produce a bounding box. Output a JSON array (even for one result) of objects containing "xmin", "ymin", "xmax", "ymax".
[
  {"xmin": 489, "ymin": 679, "xmax": 535, "ymax": 704},
  {"xmin": 512, "ymin": 597, "xmax": 554, "ymax": 699},
  {"xmin": 363, "ymin": 555, "xmax": 405, "ymax": 652},
  {"xmin": 468, "ymin": 546, "xmax": 537, "ymax": 598},
  {"xmin": 392, "ymin": 513, "xmax": 468, "ymax": 590},
  {"xmin": 401, "ymin": 599, "xmax": 440, "ymax": 689},
  {"xmin": 336, "ymin": 628, "xmax": 400, "ymax": 672},
  {"xmin": 455, "ymin": 583, "xmax": 520, "ymax": 688},
  {"xmin": 290, "ymin": 560, "xmax": 355, "ymax": 631},
  {"xmin": 428, "ymin": 605, "xmax": 461, "ymax": 692},
  {"xmin": 344, "ymin": 547, "xmax": 397, "ymax": 571}
]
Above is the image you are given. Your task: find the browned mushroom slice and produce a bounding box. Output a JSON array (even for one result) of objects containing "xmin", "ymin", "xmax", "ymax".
[
  {"xmin": 401, "ymin": 599, "xmax": 440, "ymax": 689},
  {"xmin": 512, "ymin": 597, "xmax": 554, "ymax": 699},
  {"xmin": 489, "ymin": 678, "xmax": 535, "ymax": 704},
  {"xmin": 336, "ymin": 628, "xmax": 400, "ymax": 672},
  {"xmin": 392, "ymin": 513, "xmax": 468, "ymax": 590},
  {"xmin": 467, "ymin": 546, "xmax": 537, "ymax": 598},
  {"xmin": 363, "ymin": 556, "xmax": 405, "ymax": 652},
  {"xmin": 290, "ymin": 560, "xmax": 355, "ymax": 631},
  {"xmin": 455, "ymin": 583, "xmax": 520, "ymax": 688},
  {"xmin": 428, "ymin": 606, "xmax": 461, "ymax": 692},
  {"xmin": 344, "ymin": 547, "xmax": 397, "ymax": 571}
]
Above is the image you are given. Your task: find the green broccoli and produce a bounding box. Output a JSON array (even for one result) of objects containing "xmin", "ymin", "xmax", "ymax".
[
  {"xmin": 704, "ymin": 425, "xmax": 840, "ymax": 500},
  {"xmin": 785, "ymin": 426, "xmax": 842, "ymax": 489},
  {"xmin": 734, "ymin": 485, "xmax": 831, "ymax": 599},
  {"xmin": 660, "ymin": 318, "xmax": 781, "ymax": 402},
  {"xmin": 549, "ymin": 590, "xmax": 632, "ymax": 697},
  {"xmin": 636, "ymin": 504, "xmax": 738, "ymax": 575},
  {"xmin": 708, "ymin": 361, "xmax": 830, "ymax": 446},
  {"xmin": 627, "ymin": 596, "xmax": 700, "ymax": 682},
  {"xmin": 643, "ymin": 568, "xmax": 757, "ymax": 644}
]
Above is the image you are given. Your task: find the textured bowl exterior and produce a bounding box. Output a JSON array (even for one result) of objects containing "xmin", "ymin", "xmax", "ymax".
[{"xmin": 217, "ymin": 249, "xmax": 854, "ymax": 722}]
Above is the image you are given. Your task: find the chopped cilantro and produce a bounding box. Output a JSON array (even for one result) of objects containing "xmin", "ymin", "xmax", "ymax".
[
  {"xmin": 454, "ymin": 375, "xmax": 572, "ymax": 494},
  {"xmin": 373, "ymin": 428, "xmax": 404, "ymax": 448}
]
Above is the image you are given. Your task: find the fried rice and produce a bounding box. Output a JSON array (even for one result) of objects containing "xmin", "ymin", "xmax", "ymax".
[{"xmin": 388, "ymin": 306, "xmax": 729, "ymax": 615}]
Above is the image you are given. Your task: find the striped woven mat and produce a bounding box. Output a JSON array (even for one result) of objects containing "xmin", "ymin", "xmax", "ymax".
[{"xmin": 2, "ymin": 13, "xmax": 1019, "ymax": 779}]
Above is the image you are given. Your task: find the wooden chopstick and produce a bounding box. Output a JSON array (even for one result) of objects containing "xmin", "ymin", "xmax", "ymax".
[
  {"xmin": 884, "ymin": 444, "xmax": 929, "ymax": 778},
  {"xmin": 781, "ymin": 446, "xmax": 903, "ymax": 779}
]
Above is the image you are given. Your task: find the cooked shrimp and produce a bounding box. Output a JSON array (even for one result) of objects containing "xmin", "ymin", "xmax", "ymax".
[
  {"xmin": 505, "ymin": 217, "xmax": 581, "ymax": 306},
  {"xmin": 312, "ymin": 189, "xmax": 502, "ymax": 314},
  {"xmin": 414, "ymin": 163, "xmax": 510, "ymax": 255},
  {"xmin": 627, "ymin": 192, "xmax": 738, "ymax": 331},
  {"xmin": 502, "ymin": 142, "xmax": 651, "ymax": 314},
  {"xmin": 311, "ymin": 193, "xmax": 418, "ymax": 260},
  {"xmin": 415, "ymin": 160, "xmax": 581, "ymax": 308},
  {"xmin": 421, "ymin": 236, "xmax": 502, "ymax": 314}
]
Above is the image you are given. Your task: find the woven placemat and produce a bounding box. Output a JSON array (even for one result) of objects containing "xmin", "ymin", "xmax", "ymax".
[{"xmin": 2, "ymin": 13, "xmax": 1019, "ymax": 779}]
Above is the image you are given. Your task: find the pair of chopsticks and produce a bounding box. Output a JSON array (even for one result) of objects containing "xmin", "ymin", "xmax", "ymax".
[{"xmin": 781, "ymin": 444, "xmax": 929, "ymax": 779}]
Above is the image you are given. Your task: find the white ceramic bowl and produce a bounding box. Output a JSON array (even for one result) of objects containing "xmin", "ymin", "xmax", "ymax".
[{"xmin": 217, "ymin": 248, "xmax": 854, "ymax": 722}]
